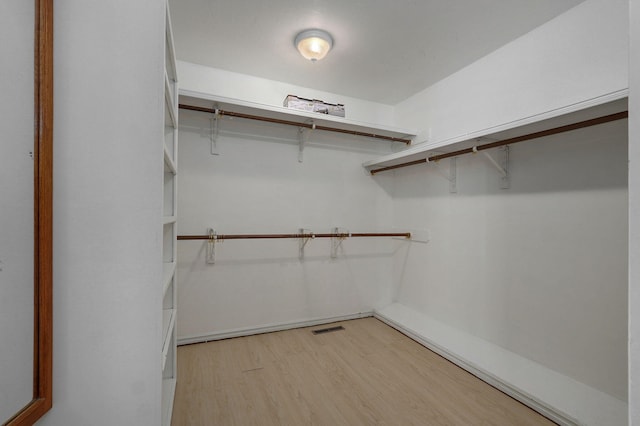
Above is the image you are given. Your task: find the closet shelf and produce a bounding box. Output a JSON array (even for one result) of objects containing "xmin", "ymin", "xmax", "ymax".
[
  {"xmin": 163, "ymin": 216, "xmax": 176, "ymax": 225},
  {"xmin": 165, "ymin": 72, "xmax": 177, "ymax": 128},
  {"xmin": 363, "ymin": 93, "xmax": 628, "ymax": 174},
  {"xmin": 179, "ymin": 90, "xmax": 418, "ymax": 144},
  {"xmin": 163, "ymin": 145, "xmax": 176, "ymax": 174},
  {"xmin": 162, "ymin": 261, "xmax": 176, "ymax": 296},
  {"xmin": 162, "ymin": 308, "xmax": 176, "ymax": 370},
  {"xmin": 164, "ymin": 3, "xmax": 177, "ymax": 83},
  {"xmin": 162, "ymin": 377, "xmax": 177, "ymax": 426}
]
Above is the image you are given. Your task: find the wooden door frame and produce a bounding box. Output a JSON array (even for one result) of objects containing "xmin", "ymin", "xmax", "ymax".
[{"xmin": 5, "ymin": 0, "xmax": 53, "ymax": 424}]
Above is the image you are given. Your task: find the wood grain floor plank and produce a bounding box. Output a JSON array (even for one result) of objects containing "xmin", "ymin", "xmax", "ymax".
[{"xmin": 172, "ymin": 317, "xmax": 555, "ymax": 426}]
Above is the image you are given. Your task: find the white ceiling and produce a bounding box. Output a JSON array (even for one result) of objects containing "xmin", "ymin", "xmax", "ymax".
[{"xmin": 169, "ymin": 0, "xmax": 585, "ymax": 105}]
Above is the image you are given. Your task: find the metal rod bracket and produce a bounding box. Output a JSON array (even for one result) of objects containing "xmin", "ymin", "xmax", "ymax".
[
  {"xmin": 210, "ymin": 108, "xmax": 220, "ymax": 156},
  {"xmin": 426, "ymin": 154, "xmax": 456, "ymax": 193},
  {"xmin": 331, "ymin": 227, "xmax": 350, "ymax": 258},
  {"xmin": 298, "ymin": 121, "xmax": 314, "ymax": 163},
  {"xmin": 449, "ymin": 157, "xmax": 457, "ymax": 193},
  {"xmin": 299, "ymin": 228, "xmax": 314, "ymax": 260},
  {"xmin": 500, "ymin": 146, "xmax": 510, "ymax": 189},
  {"xmin": 206, "ymin": 228, "xmax": 217, "ymax": 264},
  {"xmin": 481, "ymin": 146, "xmax": 509, "ymax": 189}
]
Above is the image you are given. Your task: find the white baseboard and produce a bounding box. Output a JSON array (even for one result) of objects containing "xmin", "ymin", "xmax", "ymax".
[
  {"xmin": 177, "ymin": 312, "xmax": 373, "ymax": 345},
  {"xmin": 374, "ymin": 303, "xmax": 627, "ymax": 426}
]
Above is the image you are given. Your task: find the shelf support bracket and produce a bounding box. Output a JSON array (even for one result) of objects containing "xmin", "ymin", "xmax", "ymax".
[
  {"xmin": 427, "ymin": 155, "xmax": 457, "ymax": 193},
  {"xmin": 476, "ymin": 146, "xmax": 509, "ymax": 189},
  {"xmin": 449, "ymin": 157, "xmax": 457, "ymax": 193},
  {"xmin": 298, "ymin": 121, "xmax": 314, "ymax": 163},
  {"xmin": 298, "ymin": 228, "xmax": 316, "ymax": 262},
  {"xmin": 331, "ymin": 227, "xmax": 351, "ymax": 258},
  {"xmin": 210, "ymin": 108, "xmax": 220, "ymax": 156},
  {"xmin": 206, "ymin": 228, "xmax": 217, "ymax": 264},
  {"xmin": 299, "ymin": 228, "xmax": 314, "ymax": 261},
  {"xmin": 500, "ymin": 146, "xmax": 510, "ymax": 189}
]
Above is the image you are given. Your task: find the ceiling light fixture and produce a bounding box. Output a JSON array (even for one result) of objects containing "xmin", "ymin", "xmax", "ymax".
[{"xmin": 294, "ymin": 29, "xmax": 333, "ymax": 62}]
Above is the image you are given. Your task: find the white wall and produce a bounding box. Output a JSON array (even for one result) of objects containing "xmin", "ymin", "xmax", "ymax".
[
  {"xmin": 384, "ymin": 0, "xmax": 630, "ymax": 408},
  {"xmin": 629, "ymin": 0, "xmax": 640, "ymax": 423},
  {"xmin": 390, "ymin": 121, "xmax": 628, "ymax": 401},
  {"xmin": 0, "ymin": 0, "xmax": 628, "ymax": 423},
  {"xmin": 178, "ymin": 60, "xmax": 397, "ymax": 127},
  {"xmin": 0, "ymin": 1, "xmax": 35, "ymax": 420},
  {"xmin": 38, "ymin": 1, "xmax": 165, "ymax": 425},
  {"xmin": 395, "ymin": 0, "xmax": 628, "ymax": 145},
  {"xmin": 176, "ymin": 109, "xmax": 396, "ymax": 340},
  {"xmin": 174, "ymin": 0, "xmax": 632, "ymax": 414}
]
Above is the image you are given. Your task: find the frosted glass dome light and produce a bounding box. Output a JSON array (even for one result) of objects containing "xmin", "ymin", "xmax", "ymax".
[{"xmin": 294, "ymin": 29, "xmax": 333, "ymax": 62}]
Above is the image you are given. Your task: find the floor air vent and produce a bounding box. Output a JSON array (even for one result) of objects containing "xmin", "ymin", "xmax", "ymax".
[{"xmin": 312, "ymin": 326, "xmax": 345, "ymax": 335}]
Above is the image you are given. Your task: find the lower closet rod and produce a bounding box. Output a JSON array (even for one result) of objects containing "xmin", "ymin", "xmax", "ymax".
[{"xmin": 177, "ymin": 232, "xmax": 411, "ymax": 241}]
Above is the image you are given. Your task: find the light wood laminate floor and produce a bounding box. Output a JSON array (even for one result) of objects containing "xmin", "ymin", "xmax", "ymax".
[{"xmin": 172, "ymin": 317, "xmax": 555, "ymax": 425}]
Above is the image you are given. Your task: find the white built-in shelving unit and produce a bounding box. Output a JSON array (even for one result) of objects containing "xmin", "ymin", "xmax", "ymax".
[{"xmin": 162, "ymin": 1, "xmax": 178, "ymax": 424}]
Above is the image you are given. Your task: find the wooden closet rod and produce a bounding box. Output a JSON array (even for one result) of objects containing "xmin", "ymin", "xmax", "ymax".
[
  {"xmin": 178, "ymin": 232, "xmax": 411, "ymax": 241},
  {"xmin": 178, "ymin": 103, "xmax": 412, "ymax": 144},
  {"xmin": 370, "ymin": 111, "xmax": 629, "ymax": 175}
]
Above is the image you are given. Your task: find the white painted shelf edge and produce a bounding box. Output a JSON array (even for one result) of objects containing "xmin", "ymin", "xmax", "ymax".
[
  {"xmin": 165, "ymin": 1, "xmax": 177, "ymax": 83},
  {"xmin": 162, "ymin": 308, "xmax": 176, "ymax": 371},
  {"xmin": 375, "ymin": 303, "xmax": 627, "ymax": 426},
  {"xmin": 362, "ymin": 89, "xmax": 628, "ymax": 171},
  {"xmin": 165, "ymin": 72, "xmax": 177, "ymax": 128},
  {"xmin": 179, "ymin": 89, "xmax": 419, "ymax": 140},
  {"xmin": 162, "ymin": 377, "xmax": 177, "ymax": 426},
  {"xmin": 162, "ymin": 261, "xmax": 176, "ymax": 296},
  {"xmin": 163, "ymin": 145, "xmax": 177, "ymax": 174},
  {"xmin": 163, "ymin": 216, "xmax": 176, "ymax": 225}
]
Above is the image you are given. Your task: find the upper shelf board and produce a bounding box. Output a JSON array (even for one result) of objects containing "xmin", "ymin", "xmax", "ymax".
[
  {"xmin": 363, "ymin": 91, "xmax": 628, "ymax": 172},
  {"xmin": 178, "ymin": 89, "xmax": 419, "ymax": 142},
  {"xmin": 165, "ymin": 0, "xmax": 178, "ymax": 83}
]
